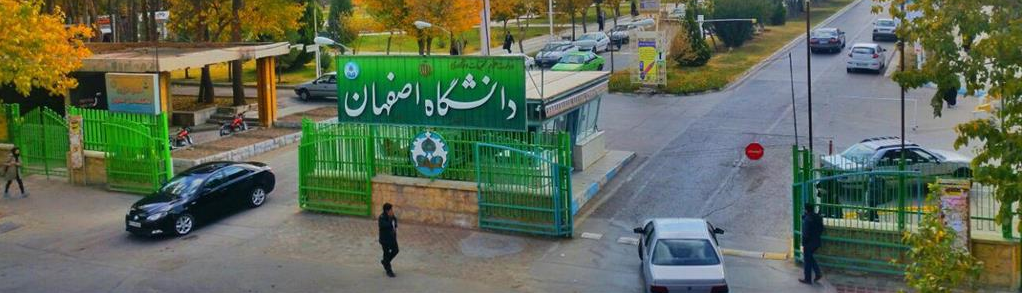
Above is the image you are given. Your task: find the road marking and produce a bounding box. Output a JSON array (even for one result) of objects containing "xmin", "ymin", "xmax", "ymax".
[
  {"xmin": 580, "ymin": 232, "xmax": 603, "ymax": 240},
  {"xmin": 617, "ymin": 237, "xmax": 639, "ymax": 245}
]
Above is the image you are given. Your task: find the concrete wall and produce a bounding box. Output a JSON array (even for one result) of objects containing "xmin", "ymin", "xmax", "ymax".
[
  {"xmin": 70, "ymin": 151, "xmax": 107, "ymax": 186},
  {"xmin": 371, "ymin": 175, "xmax": 478, "ymax": 229},
  {"xmin": 572, "ymin": 130, "xmax": 607, "ymax": 172},
  {"xmin": 972, "ymin": 233, "xmax": 1021, "ymax": 289}
]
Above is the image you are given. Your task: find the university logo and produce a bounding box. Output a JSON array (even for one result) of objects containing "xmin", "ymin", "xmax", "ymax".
[
  {"xmin": 410, "ymin": 131, "xmax": 448, "ymax": 177},
  {"xmin": 344, "ymin": 61, "xmax": 360, "ymax": 80}
]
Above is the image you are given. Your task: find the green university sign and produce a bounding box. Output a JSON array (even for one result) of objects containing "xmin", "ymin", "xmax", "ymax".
[{"xmin": 335, "ymin": 56, "xmax": 527, "ymax": 131}]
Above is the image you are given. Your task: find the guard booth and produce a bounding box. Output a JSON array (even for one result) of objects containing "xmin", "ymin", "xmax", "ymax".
[{"xmin": 298, "ymin": 55, "xmax": 611, "ymax": 237}]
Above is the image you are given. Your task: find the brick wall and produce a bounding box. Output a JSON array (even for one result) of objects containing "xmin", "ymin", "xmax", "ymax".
[
  {"xmin": 972, "ymin": 234, "xmax": 1021, "ymax": 289},
  {"xmin": 371, "ymin": 175, "xmax": 479, "ymax": 229}
]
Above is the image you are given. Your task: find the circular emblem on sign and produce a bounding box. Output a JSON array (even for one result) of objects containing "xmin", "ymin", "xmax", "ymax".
[
  {"xmin": 410, "ymin": 131, "xmax": 449, "ymax": 177},
  {"xmin": 419, "ymin": 62, "xmax": 433, "ymax": 77},
  {"xmin": 344, "ymin": 61, "xmax": 360, "ymax": 80}
]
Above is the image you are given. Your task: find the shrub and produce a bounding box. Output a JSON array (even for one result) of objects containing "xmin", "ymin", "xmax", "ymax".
[
  {"xmin": 675, "ymin": 3, "xmax": 711, "ymax": 67},
  {"xmin": 712, "ymin": 0, "xmax": 759, "ymax": 48},
  {"xmin": 769, "ymin": 0, "xmax": 787, "ymax": 25},
  {"xmin": 320, "ymin": 52, "xmax": 335, "ymax": 72}
]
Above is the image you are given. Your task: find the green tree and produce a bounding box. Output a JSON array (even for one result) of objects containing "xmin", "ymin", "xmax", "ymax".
[
  {"xmin": 278, "ymin": 0, "xmax": 321, "ymax": 72},
  {"xmin": 901, "ymin": 184, "xmax": 982, "ymax": 292},
  {"xmin": 676, "ymin": 1, "xmax": 711, "ymax": 67},
  {"xmin": 769, "ymin": 0, "xmax": 786, "ymax": 25},
  {"xmin": 711, "ymin": 0, "xmax": 757, "ymax": 48},
  {"xmin": 328, "ymin": 0, "xmax": 355, "ymax": 46},
  {"xmin": 872, "ymin": 0, "xmax": 1022, "ymax": 234}
]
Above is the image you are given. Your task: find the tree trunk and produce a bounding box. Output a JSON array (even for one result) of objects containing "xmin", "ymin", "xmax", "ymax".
[
  {"xmin": 426, "ymin": 37, "xmax": 433, "ymax": 55},
  {"xmin": 386, "ymin": 31, "xmax": 393, "ymax": 55},
  {"xmin": 614, "ymin": 4, "xmax": 620, "ymax": 27},
  {"xmin": 516, "ymin": 16, "xmax": 526, "ymax": 53},
  {"xmin": 582, "ymin": 6, "xmax": 588, "ymax": 34},
  {"xmin": 148, "ymin": 0, "xmax": 158, "ymax": 40},
  {"xmin": 128, "ymin": 0, "xmax": 137, "ymax": 42},
  {"xmin": 570, "ymin": 11, "xmax": 577, "ymax": 40},
  {"xmin": 230, "ymin": 0, "xmax": 245, "ymax": 106},
  {"xmin": 199, "ymin": 65, "xmax": 214, "ymax": 104},
  {"xmin": 141, "ymin": 0, "xmax": 151, "ymax": 41}
]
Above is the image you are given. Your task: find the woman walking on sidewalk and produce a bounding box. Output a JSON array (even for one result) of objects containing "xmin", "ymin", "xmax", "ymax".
[{"xmin": 3, "ymin": 147, "xmax": 26, "ymax": 198}]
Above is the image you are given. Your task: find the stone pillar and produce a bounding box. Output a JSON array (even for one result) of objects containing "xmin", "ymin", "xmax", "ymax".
[
  {"xmin": 256, "ymin": 57, "xmax": 278, "ymax": 127},
  {"xmin": 159, "ymin": 71, "xmax": 171, "ymax": 122}
]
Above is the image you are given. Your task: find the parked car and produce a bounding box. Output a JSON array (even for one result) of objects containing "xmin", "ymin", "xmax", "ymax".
[
  {"xmin": 633, "ymin": 218, "xmax": 728, "ymax": 293},
  {"xmin": 846, "ymin": 43, "xmax": 887, "ymax": 73},
  {"xmin": 821, "ymin": 137, "xmax": 972, "ymax": 178},
  {"xmin": 872, "ymin": 18, "xmax": 898, "ymax": 41},
  {"xmin": 507, "ymin": 53, "xmax": 536, "ymax": 70},
  {"xmin": 125, "ymin": 161, "xmax": 276, "ymax": 237},
  {"xmin": 809, "ymin": 28, "xmax": 846, "ymax": 53},
  {"xmin": 551, "ymin": 51, "xmax": 606, "ymax": 71},
  {"xmin": 574, "ymin": 32, "xmax": 611, "ymax": 53},
  {"xmin": 535, "ymin": 41, "xmax": 579, "ymax": 68},
  {"xmin": 609, "ymin": 23, "xmax": 636, "ymax": 47},
  {"xmin": 294, "ymin": 72, "xmax": 337, "ymax": 100}
]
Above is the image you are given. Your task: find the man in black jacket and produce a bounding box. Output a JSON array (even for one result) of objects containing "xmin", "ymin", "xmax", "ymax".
[
  {"xmin": 379, "ymin": 203, "xmax": 399, "ymax": 278},
  {"xmin": 800, "ymin": 202, "xmax": 824, "ymax": 284}
]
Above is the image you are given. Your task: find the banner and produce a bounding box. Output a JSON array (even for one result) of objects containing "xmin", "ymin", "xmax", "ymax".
[
  {"xmin": 335, "ymin": 56, "xmax": 527, "ymax": 131},
  {"xmin": 106, "ymin": 73, "xmax": 161, "ymax": 114},
  {"xmin": 635, "ymin": 32, "xmax": 665, "ymax": 85}
]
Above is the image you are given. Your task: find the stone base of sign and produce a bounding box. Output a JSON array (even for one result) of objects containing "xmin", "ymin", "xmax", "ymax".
[
  {"xmin": 572, "ymin": 131, "xmax": 608, "ymax": 172},
  {"xmin": 69, "ymin": 151, "xmax": 108, "ymax": 186},
  {"xmin": 570, "ymin": 150, "xmax": 635, "ymax": 216},
  {"xmin": 972, "ymin": 232, "xmax": 1021, "ymax": 289},
  {"xmin": 371, "ymin": 175, "xmax": 479, "ymax": 229},
  {"xmin": 171, "ymin": 107, "xmax": 218, "ymax": 127}
]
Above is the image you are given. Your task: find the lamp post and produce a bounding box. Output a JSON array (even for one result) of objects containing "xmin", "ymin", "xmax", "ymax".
[
  {"xmin": 413, "ymin": 21, "xmax": 454, "ymax": 55},
  {"xmin": 805, "ymin": 0, "xmax": 813, "ymax": 153},
  {"xmin": 313, "ymin": 36, "xmax": 351, "ymax": 77}
]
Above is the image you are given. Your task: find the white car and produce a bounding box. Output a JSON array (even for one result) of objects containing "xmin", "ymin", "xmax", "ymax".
[
  {"xmin": 294, "ymin": 72, "xmax": 337, "ymax": 100},
  {"xmin": 574, "ymin": 32, "xmax": 610, "ymax": 53},
  {"xmin": 634, "ymin": 218, "xmax": 729, "ymax": 293},
  {"xmin": 872, "ymin": 18, "xmax": 898, "ymax": 41},
  {"xmin": 846, "ymin": 43, "xmax": 887, "ymax": 73}
]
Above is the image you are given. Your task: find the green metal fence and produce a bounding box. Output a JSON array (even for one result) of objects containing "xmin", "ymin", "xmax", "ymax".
[
  {"xmin": 0, "ymin": 103, "xmax": 20, "ymax": 144},
  {"xmin": 67, "ymin": 106, "xmax": 166, "ymax": 152},
  {"xmin": 297, "ymin": 120, "xmax": 573, "ymax": 236},
  {"xmin": 104, "ymin": 115, "xmax": 172, "ymax": 194},
  {"xmin": 298, "ymin": 121, "xmax": 375, "ymax": 216},
  {"xmin": 19, "ymin": 107, "xmax": 68, "ymax": 178},
  {"xmin": 475, "ymin": 142, "xmax": 573, "ymax": 236},
  {"xmin": 793, "ymin": 145, "xmax": 1020, "ymax": 275}
]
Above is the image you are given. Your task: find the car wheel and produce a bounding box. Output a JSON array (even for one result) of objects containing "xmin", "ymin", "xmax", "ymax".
[
  {"xmin": 953, "ymin": 168, "xmax": 972, "ymax": 178},
  {"xmin": 846, "ymin": 68, "xmax": 852, "ymax": 73},
  {"xmin": 219, "ymin": 127, "xmax": 230, "ymax": 136},
  {"xmin": 174, "ymin": 214, "xmax": 195, "ymax": 236},
  {"xmin": 298, "ymin": 90, "xmax": 311, "ymax": 101},
  {"xmin": 250, "ymin": 187, "xmax": 267, "ymax": 208},
  {"xmin": 598, "ymin": 64, "xmax": 604, "ymax": 71}
]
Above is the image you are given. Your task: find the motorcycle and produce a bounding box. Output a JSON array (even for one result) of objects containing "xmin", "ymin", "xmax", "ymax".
[
  {"xmin": 219, "ymin": 111, "xmax": 249, "ymax": 136},
  {"xmin": 170, "ymin": 127, "xmax": 193, "ymax": 149}
]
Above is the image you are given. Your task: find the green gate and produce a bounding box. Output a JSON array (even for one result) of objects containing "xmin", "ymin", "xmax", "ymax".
[
  {"xmin": 298, "ymin": 121, "xmax": 374, "ymax": 216},
  {"xmin": 104, "ymin": 117, "xmax": 172, "ymax": 194},
  {"xmin": 474, "ymin": 142, "xmax": 573, "ymax": 237},
  {"xmin": 19, "ymin": 107, "xmax": 68, "ymax": 178},
  {"xmin": 0, "ymin": 103, "xmax": 20, "ymax": 144}
]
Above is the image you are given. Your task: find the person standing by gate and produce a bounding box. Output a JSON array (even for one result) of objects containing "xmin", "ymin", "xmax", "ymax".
[
  {"xmin": 379, "ymin": 203, "xmax": 399, "ymax": 278},
  {"xmin": 799, "ymin": 203, "xmax": 824, "ymax": 284},
  {"xmin": 3, "ymin": 147, "xmax": 25, "ymax": 198}
]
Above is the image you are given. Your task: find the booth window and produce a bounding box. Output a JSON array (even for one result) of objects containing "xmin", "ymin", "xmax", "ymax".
[{"xmin": 575, "ymin": 98, "xmax": 601, "ymax": 144}]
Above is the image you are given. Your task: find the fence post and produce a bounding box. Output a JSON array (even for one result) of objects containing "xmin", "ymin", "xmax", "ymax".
[{"xmin": 792, "ymin": 145, "xmax": 803, "ymax": 260}]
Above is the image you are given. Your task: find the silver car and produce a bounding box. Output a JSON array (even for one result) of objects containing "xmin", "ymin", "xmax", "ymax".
[
  {"xmin": 574, "ymin": 32, "xmax": 611, "ymax": 53},
  {"xmin": 294, "ymin": 72, "xmax": 338, "ymax": 100},
  {"xmin": 872, "ymin": 18, "xmax": 898, "ymax": 41},
  {"xmin": 846, "ymin": 43, "xmax": 887, "ymax": 73},
  {"xmin": 634, "ymin": 218, "xmax": 729, "ymax": 293},
  {"xmin": 821, "ymin": 137, "xmax": 972, "ymax": 177}
]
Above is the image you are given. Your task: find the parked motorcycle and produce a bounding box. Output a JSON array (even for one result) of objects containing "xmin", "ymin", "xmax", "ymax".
[
  {"xmin": 170, "ymin": 127, "xmax": 193, "ymax": 149},
  {"xmin": 219, "ymin": 111, "xmax": 249, "ymax": 136}
]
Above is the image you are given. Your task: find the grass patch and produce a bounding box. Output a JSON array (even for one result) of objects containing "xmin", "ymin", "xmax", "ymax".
[
  {"xmin": 610, "ymin": 0, "xmax": 854, "ymax": 95},
  {"xmin": 353, "ymin": 26, "xmax": 551, "ymax": 54},
  {"xmin": 169, "ymin": 59, "xmax": 331, "ymax": 86}
]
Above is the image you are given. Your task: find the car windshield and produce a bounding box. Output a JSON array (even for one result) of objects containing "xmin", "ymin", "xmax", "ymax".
[
  {"xmin": 852, "ymin": 47, "xmax": 876, "ymax": 54},
  {"xmin": 841, "ymin": 143, "xmax": 876, "ymax": 161},
  {"xmin": 652, "ymin": 239, "xmax": 721, "ymax": 266},
  {"xmin": 159, "ymin": 174, "xmax": 204, "ymax": 199},
  {"xmin": 812, "ymin": 30, "xmax": 837, "ymax": 38},
  {"xmin": 579, "ymin": 34, "xmax": 601, "ymax": 41},
  {"xmin": 541, "ymin": 43, "xmax": 567, "ymax": 51},
  {"xmin": 613, "ymin": 25, "xmax": 630, "ymax": 31},
  {"xmin": 559, "ymin": 54, "xmax": 587, "ymax": 64},
  {"xmin": 877, "ymin": 20, "xmax": 896, "ymax": 27}
]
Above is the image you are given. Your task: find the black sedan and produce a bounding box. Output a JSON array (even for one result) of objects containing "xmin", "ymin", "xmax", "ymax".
[{"xmin": 126, "ymin": 161, "xmax": 276, "ymax": 236}]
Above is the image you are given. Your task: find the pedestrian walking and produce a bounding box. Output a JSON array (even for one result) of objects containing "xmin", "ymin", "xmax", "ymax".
[
  {"xmin": 799, "ymin": 203, "xmax": 824, "ymax": 284},
  {"xmin": 3, "ymin": 147, "xmax": 26, "ymax": 198},
  {"xmin": 378, "ymin": 203, "xmax": 399, "ymax": 278},
  {"xmin": 503, "ymin": 31, "xmax": 515, "ymax": 54}
]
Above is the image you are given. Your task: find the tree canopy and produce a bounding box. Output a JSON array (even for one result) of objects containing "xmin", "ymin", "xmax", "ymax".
[
  {"xmin": 0, "ymin": 0, "xmax": 93, "ymax": 97},
  {"xmin": 166, "ymin": 0, "xmax": 303, "ymax": 41}
]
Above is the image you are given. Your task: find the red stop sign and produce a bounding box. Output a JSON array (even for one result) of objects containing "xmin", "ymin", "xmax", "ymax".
[{"xmin": 745, "ymin": 143, "xmax": 764, "ymax": 160}]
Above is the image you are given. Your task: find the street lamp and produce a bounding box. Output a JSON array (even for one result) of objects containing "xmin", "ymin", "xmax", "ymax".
[{"xmin": 314, "ymin": 36, "xmax": 352, "ymax": 52}]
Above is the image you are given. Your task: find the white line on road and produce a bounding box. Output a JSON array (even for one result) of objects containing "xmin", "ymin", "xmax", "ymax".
[
  {"xmin": 617, "ymin": 237, "xmax": 639, "ymax": 245},
  {"xmin": 581, "ymin": 232, "xmax": 604, "ymax": 240}
]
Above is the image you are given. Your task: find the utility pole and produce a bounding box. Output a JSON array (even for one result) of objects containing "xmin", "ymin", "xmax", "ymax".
[
  {"xmin": 805, "ymin": 0, "xmax": 813, "ymax": 153},
  {"xmin": 480, "ymin": 0, "xmax": 492, "ymax": 55},
  {"xmin": 548, "ymin": 0, "xmax": 555, "ymax": 39}
]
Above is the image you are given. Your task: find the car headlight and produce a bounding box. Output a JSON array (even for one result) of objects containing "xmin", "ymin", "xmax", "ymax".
[{"xmin": 146, "ymin": 212, "xmax": 168, "ymax": 221}]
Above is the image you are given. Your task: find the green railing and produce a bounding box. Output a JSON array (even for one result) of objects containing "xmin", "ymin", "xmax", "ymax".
[
  {"xmin": 104, "ymin": 115, "xmax": 172, "ymax": 194},
  {"xmin": 297, "ymin": 120, "xmax": 573, "ymax": 236},
  {"xmin": 0, "ymin": 103, "xmax": 20, "ymax": 144},
  {"xmin": 67, "ymin": 106, "xmax": 166, "ymax": 152},
  {"xmin": 793, "ymin": 145, "xmax": 1020, "ymax": 275}
]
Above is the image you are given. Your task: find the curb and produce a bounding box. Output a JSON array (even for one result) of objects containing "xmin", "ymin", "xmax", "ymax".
[
  {"xmin": 721, "ymin": 248, "xmax": 790, "ymax": 260},
  {"xmin": 572, "ymin": 152, "xmax": 638, "ymax": 231},
  {"xmin": 172, "ymin": 131, "xmax": 303, "ymax": 171},
  {"xmin": 170, "ymin": 81, "xmax": 298, "ymax": 90},
  {"xmin": 724, "ymin": 0, "xmax": 865, "ymax": 92},
  {"xmin": 570, "ymin": 151, "xmax": 637, "ymax": 216}
]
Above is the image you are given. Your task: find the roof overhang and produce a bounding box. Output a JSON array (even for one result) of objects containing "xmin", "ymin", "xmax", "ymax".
[{"xmin": 80, "ymin": 42, "xmax": 291, "ymax": 73}]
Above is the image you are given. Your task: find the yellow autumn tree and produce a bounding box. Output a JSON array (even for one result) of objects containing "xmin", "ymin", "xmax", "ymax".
[
  {"xmin": 166, "ymin": 0, "xmax": 303, "ymax": 42},
  {"xmin": 0, "ymin": 0, "xmax": 93, "ymax": 97},
  {"xmin": 407, "ymin": 0, "xmax": 480, "ymax": 55}
]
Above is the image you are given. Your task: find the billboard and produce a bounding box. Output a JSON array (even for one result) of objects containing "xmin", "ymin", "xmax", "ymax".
[
  {"xmin": 639, "ymin": 0, "xmax": 661, "ymax": 13},
  {"xmin": 106, "ymin": 73, "xmax": 161, "ymax": 115},
  {"xmin": 635, "ymin": 32, "xmax": 666, "ymax": 85},
  {"xmin": 335, "ymin": 56, "xmax": 527, "ymax": 131}
]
